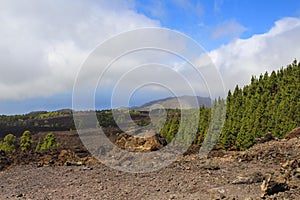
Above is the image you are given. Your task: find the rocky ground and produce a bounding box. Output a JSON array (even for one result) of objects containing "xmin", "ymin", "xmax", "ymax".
[{"xmin": 0, "ymin": 130, "xmax": 300, "ymax": 200}]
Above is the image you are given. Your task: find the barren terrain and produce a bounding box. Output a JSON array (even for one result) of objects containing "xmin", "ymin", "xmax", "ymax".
[{"xmin": 1, "ymin": 132, "xmax": 299, "ymax": 200}]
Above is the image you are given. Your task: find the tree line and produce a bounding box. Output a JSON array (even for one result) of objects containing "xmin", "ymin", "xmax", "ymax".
[
  {"xmin": 159, "ymin": 60, "xmax": 299, "ymax": 150},
  {"xmin": 219, "ymin": 60, "xmax": 299, "ymax": 150}
]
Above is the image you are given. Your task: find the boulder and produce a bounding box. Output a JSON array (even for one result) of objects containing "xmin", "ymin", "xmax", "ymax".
[
  {"xmin": 56, "ymin": 149, "xmax": 82, "ymax": 166},
  {"xmin": 261, "ymin": 159, "xmax": 300, "ymax": 197},
  {"xmin": 281, "ymin": 159, "xmax": 300, "ymax": 189},
  {"xmin": 115, "ymin": 133, "xmax": 167, "ymax": 152},
  {"xmin": 115, "ymin": 133, "xmax": 130, "ymax": 149},
  {"xmin": 143, "ymin": 135, "xmax": 165, "ymax": 151},
  {"xmin": 261, "ymin": 174, "xmax": 289, "ymax": 198}
]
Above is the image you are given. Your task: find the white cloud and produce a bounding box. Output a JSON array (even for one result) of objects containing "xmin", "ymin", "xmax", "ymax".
[
  {"xmin": 0, "ymin": 0, "xmax": 160, "ymax": 100},
  {"xmin": 1, "ymin": 1, "xmax": 299, "ymax": 104},
  {"xmin": 209, "ymin": 17, "xmax": 300, "ymax": 92},
  {"xmin": 73, "ymin": 28, "xmax": 215, "ymax": 106}
]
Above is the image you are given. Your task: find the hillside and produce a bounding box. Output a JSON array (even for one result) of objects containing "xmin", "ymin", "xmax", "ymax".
[{"xmin": 136, "ymin": 95, "xmax": 211, "ymax": 111}]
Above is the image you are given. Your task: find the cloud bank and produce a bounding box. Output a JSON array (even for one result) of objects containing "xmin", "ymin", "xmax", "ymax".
[
  {"xmin": 0, "ymin": 0, "xmax": 160, "ymax": 100},
  {"xmin": 209, "ymin": 17, "xmax": 300, "ymax": 92},
  {"xmin": 0, "ymin": 0, "xmax": 300, "ymax": 104}
]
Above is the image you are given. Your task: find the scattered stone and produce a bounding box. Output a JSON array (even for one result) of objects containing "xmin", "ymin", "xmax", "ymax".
[
  {"xmin": 232, "ymin": 172, "xmax": 263, "ymax": 184},
  {"xmin": 208, "ymin": 188, "xmax": 226, "ymax": 199},
  {"xmin": 280, "ymin": 159, "xmax": 300, "ymax": 189},
  {"xmin": 75, "ymin": 161, "xmax": 83, "ymax": 166},
  {"xmin": 201, "ymin": 161, "xmax": 220, "ymax": 170},
  {"xmin": 1, "ymin": 127, "xmax": 300, "ymax": 199},
  {"xmin": 81, "ymin": 166, "xmax": 93, "ymax": 170},
  {"xmin": 16, "ymin": 193, "xmax": 23, "ymax": 198},
  {"xmin": 57, "ymin": 150, "xmax": 83, "ymax": 166}
]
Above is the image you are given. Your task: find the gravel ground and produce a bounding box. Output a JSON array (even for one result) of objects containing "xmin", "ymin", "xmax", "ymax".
[
  {"xmin": 1, "ymin": 137, "xmax": 299, "ymax": 200},
  {"xmin": 0, "ymin": 156, "xmax": 272, "ymax": 200}
]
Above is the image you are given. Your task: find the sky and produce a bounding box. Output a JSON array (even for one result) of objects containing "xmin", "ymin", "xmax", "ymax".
[{"xmin": 1, "ymin": 0, "xmax": 300, "ymax": 115}]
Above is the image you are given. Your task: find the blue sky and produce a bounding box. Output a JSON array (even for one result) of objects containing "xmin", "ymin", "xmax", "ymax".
[
  {"xmin": 135, "ymin": 0, "xmax": 300, "ymax": 49},
  {"xmin": 0, "ymin": 0, "xmax": 300, "ymax": 115}
]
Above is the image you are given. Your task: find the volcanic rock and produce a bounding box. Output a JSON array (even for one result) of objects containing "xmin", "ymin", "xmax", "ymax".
[
  {"xmin": 285, "ymin": 127, "xmax": 300, "ymax": 140},
  {"xmin": 254, "ymin": 132, "xmax": 276, "ymax": 144},
  {"xmin": 232, "ymin": 171, "xmax": 264, "ymax": 184},
  {"xmin": 0, "ymin": 150, "xmax": 11, "ymax": 171},
  {"xmin": 115, "ymin": 133, "xmax": 167, "ymax": 152},
  {"xmin": 261, "ymin": 173, "xmax": 289, "ymax": 198}
]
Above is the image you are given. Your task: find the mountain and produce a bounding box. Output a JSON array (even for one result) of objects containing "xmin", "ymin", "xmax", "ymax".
[{"xmin": 135, "ymin": 95, "xmax": 211, "ymax": 111}]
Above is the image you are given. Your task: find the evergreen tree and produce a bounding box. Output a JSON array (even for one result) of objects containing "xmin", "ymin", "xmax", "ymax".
[{"xmin": 218, "ymin": 60, "xmax": 299, "ymax": 150}]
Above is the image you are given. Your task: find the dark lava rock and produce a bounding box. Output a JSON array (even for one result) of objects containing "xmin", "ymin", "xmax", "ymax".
[
  {"xmin": 0, "ymin": 150, "xmax": 12, "ymax": 171},
  {"xmin": 261, "ymin": 174, "xmax": 289, "ymax": 198},
  {"xmin": 261, "ymin": 160, "xmax": 300, "ymax": 198},
  {"xmin": 254, "ymin": 132, "xmax": 276, "ymax": 144},
  {"xmin": 281, "ymin": 159, "xmax": 300, "ymax": 189},
  {"xmin": 285, "ymin": 127, "xmax": 300, "ymax": 140}
]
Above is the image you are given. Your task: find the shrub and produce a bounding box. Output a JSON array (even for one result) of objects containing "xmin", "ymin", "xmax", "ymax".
[
  {"xmin": 0, "ymin": 133, "xmax": 17, "ymax": 153},
  {"xmin": 40, "ymin": 133, "xmax": 58, "ymax": 150},
  {"xmin": 20, "ymin": 130, "xmax": 33, "ymax": 151}
]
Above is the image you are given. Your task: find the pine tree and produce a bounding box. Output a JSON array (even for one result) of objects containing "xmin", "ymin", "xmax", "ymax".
[{"xmin": 218, "ymin": 60, "xmax": 299, "ymax": 150}]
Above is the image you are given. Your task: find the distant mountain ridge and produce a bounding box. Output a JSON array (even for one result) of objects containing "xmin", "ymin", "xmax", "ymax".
[{"xmin": 134, "ymin": 95, "xmax": 211, "ymax": 111}]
